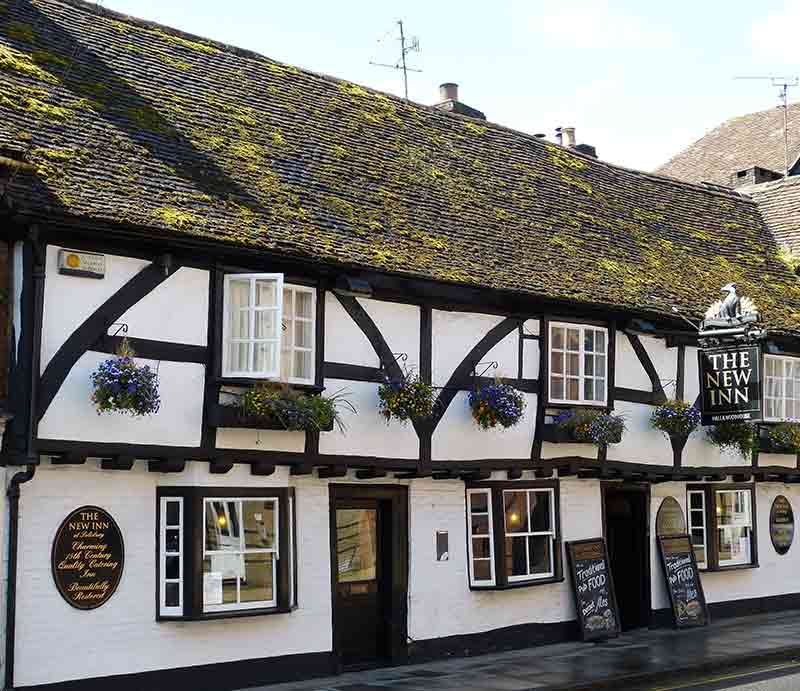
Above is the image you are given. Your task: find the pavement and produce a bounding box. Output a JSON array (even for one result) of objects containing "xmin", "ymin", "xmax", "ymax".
[{"xmin": 246, "ymin": 611, "xmax": 800, "ymax": 691}]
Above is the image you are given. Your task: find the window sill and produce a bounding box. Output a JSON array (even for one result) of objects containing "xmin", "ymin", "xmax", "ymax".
[
  {"xmin": 469, "ymin": 575, "xmax": 564, "ymax": 591},
  {"xmin": 546, "ymin": 402, "xmax": 608, "ymax": 411},
  {"xmin": 698, "ymin": 563, "xmax": 759, "ymax": 573},
  {"xmin": 216, "ymin": 378, "xmax": 324, "ymax": 394},
  {"xmin": 157, "ymin": 604, "xmax": 295, "ymax": 622}
]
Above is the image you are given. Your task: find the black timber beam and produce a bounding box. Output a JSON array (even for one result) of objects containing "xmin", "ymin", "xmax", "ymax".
[
  {"xmin": 209, "ymin": 459, "xmax": 234, "ymax": 474},
  {"xmin": 251, "ymin": 462, "xmax": 276, "ymax": 477},
  {"xmin": 100, "ymin": 455, "xmax": 135, "ymax": 471},
  {"xmin": 149, "ymin": 459, "xmax": 185, "ymax": 473},
  {"xmin": 355, "ymin": 469, "xmax": 387, "ymax": 480},
  {"xmin": 318, "ymin": 466, "xmax": 347, "ymax": 479}
]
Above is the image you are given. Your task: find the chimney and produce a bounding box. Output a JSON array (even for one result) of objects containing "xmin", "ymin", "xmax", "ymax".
[
  {"xmin": 433, "ymin": 82, "xmax": 486, "ymax": 120},
  {"xmin": 439, "ymin": 82, "xmax": 459, "ymax": 102},
  {"xmin": 553, "ymin": 126, "xmax": 598, "ymax": 158}
]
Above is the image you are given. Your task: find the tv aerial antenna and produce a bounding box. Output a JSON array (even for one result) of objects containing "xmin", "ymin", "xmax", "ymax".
[
  {"xmin": 369, "ymin": 20, "xmax": 421, "ymax": 100},
  {"xmin": 734, "ymin": 75, "xmax": 799, "ymax": 176}
]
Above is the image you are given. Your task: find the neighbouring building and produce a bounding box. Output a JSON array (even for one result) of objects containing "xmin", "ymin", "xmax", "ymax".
[
  {"xmin": 656, "ymin": 102, "xmax": 800, "ymax": 187},
  {"xmin": 657, "ymin": 103, "xmax": 800, "ymax": 254},
  {"xmin": 4, "ymin": 2, "xmax": 800, "ymax": 690}
]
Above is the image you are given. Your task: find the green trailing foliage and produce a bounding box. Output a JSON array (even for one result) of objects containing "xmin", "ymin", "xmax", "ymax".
[
  {"xmin": 705, "ymin": 422, "xmax": 756, "ymax": 459},
  {"xmin": 767, "ymin": 422, "xmax": 800, "ymax": 454},
  {"xmin": 236, "ymin": 384, "xmax": 354, "ymax": 432}
]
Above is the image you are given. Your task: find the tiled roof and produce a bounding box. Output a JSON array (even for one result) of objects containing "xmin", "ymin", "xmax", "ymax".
[
  {"xmin": 656, "ymin": 103, "xmax": 800, "ymax": 186},
  {"xmin": 745, "ymin": 176, "xmax": 800, "ymax": 254},
  {"xmin": 3, "ymin": 1, "xmax": 800, "ymax": 332}
]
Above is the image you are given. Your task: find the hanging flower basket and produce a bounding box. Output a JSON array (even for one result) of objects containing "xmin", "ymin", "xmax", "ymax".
[
  {"xmin": 377, "ymin": 370, "xmax": 434, "ymax": 424},
  {"xmin": 706, "ymin": 421, "xmax": 757, "ymax": 459},
  {"xmin": 219, "ymin": 385, "xmax": 353, "ymax": 432},
  {"xmin": 90, "ymin": 341, "xmax": 160, "ymax": 416},
  {"xmin": 467, "ymin": 383, "xmax": 526, "ymax": 430},
  {"xmin": 761, "ymin": 422, "xmax": 800, "ymax": 454},
  {"xmin": 544, "ymin": 409, "xmax": 625, "ymax": 445},
  {"xmin": 650, "ymin": 400, "xmax": 700, "ymax": 440}
]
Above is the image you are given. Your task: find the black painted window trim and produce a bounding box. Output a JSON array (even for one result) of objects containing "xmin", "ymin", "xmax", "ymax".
[
  {"xmin": 155, "ymin": 487, "xmax": 297, "ymax": 622},
  {"xmin": 541, "ymin": 316, "xmax": 616, "ymax": 410},
  {"xmin": 687, "ymin": 483, "xmax": 759, "ymax": 573},
  {"xmin": 465, "ymin": 479, "xmax": 563, "ymax": 591}
]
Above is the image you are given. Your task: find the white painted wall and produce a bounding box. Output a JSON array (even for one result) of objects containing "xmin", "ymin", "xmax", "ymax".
[
  {"xmin": 432, "ymin": 392, "xmax": 536, "ymax": 461},
  {"xmin": 14, "ymin": 464, "xmax": 333, "ymax": 688},
  {"xmin": 38, "ymin": 353, "xmax": 205, "ymax": 446},
  {"xmin": 117, "ymin": 267, "xmax": 209, "ymax": 345},
  {"xmin": 431, "ymin": 311, "xmax": 510, "ymax": 386},
  {"xmin": 324, "ymin": 294, "xmax": 377, "ymax": 368},
  {"xmin": 650, "ymin": 482, "xmax": 800, "ymax": 609},
  {"xmin": 319, "ymin": 379, "xmax": 419, "ymax": 460},
  {"xmin": 408, "ymin": 477, "xmax": 601, "ymax": 640},
  {"xmin": 360, "ymin": 298, "xmax": 420, "ymax": 373},
  {"xmin": 40, "ymin": 247, "xmax": 150, "ymax": 371}
]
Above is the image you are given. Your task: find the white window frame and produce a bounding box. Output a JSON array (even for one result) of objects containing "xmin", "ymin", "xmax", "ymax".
[
  {"xmin": 548, "ymin": 321, "xmax": 608, "ymax": 405},
  {"xmin": 763, "ymin": 354, "xmax": 800, "ymax": 422},
  {"xmin": 222, "ymin": 273, "xmax": 284, "ymax": 379},
  {"xmin": 281, "ymin": 284, "xmax": 316, "ymax": 385},
  {"xmin": 467, "ymin": 489, "xmax": 495, "ymax": 587},
  {"xmin": 715, "ymin": 489, "xmax": 753, "ymax": 567},
  {"xmin": 202, "ymin": 497, "xmax": 279, "ymax": 612},
  {"xmin": 159, "ymin": 496, "xmax": 184, "ymax": 617},
  {"xmin": 687, "ymin": 490, "xmax": 707, "ymax": 570},
  {"xmin": 502, "ymin": 488, "xmax": 556, "ymax": 583}
]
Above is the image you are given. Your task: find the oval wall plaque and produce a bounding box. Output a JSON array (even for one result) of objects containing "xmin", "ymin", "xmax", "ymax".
[
  {"xmin": 656, "ymin": 497, "xmax": 686, "ymax": 537},
  {"xmin": 770, "ymin": 495, "xmax": 795, "ymax": 556},
  {"xmin": 51, "ymin": 506, "xmax": 124, "ymax": 610}
]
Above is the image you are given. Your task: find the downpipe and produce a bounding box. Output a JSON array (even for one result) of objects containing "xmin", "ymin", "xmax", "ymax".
[{"xmin": 4, "ymin": 465, "xmax": 36, "ymax": 691}]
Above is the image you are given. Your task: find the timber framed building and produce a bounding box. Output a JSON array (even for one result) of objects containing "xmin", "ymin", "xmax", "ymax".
[{"xmin": 4, "ymin": 1, "xmax": 800, "ymax": 689}]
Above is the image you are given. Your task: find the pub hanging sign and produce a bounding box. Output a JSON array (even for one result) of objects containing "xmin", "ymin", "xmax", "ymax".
[
  {"xmin": 697, "ymin": 283, "xmax": 763, "ymax": 426},
  {"xmin": 698, "ymin": 344, "xmax": 762, "ymax": 425}
]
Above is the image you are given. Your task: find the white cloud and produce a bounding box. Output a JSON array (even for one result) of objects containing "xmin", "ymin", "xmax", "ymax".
[
  {"xmin": 517, "ymin": 0, "xmax": 674, "ymax": 51},
  {"xmin": 752, "ymin": 0, "xmax": 800, "ymax": 63}
]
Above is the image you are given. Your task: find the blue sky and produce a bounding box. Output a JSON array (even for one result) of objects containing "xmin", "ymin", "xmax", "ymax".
[{"xmin": 105, "ymin": 0, "xmax": 799, "ymax": 171}]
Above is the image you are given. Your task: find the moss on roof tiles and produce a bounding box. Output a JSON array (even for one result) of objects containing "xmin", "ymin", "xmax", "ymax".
[{"xmin": 2, "ymin": 0, "xmax": 800, "ymax": 332}]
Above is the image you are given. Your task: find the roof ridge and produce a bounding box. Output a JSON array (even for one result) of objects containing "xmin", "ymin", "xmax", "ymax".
[{"xmin": 45, "ymin": 0, "xmax": 755, "ymax": 207}]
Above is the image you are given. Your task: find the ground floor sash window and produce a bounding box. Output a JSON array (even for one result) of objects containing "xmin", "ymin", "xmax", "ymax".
[{"xmin": 157, "ymin": 487, "xmax": 297, "ymax": 620}]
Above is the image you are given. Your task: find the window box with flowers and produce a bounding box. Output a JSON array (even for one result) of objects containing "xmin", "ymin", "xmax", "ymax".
[
  {"xmin": 542, "ymin": 409, "xmax": 625, "ymax": 445},
  {"xmin": 759, "ymin": 423, "xmax": 800, "ymax": 455},
  {"xmin": 212, "ymin": 384, "xmax": 353, "ymax": 432}
]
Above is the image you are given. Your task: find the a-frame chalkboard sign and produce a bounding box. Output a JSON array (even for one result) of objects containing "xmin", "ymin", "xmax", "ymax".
[
  {"xmin": 657, "ymin": 535, "xmax": 709, "ymax": 629},
  {"xmin": 566, "ymin": 538, "xmax": 621, "ymax": 641}
]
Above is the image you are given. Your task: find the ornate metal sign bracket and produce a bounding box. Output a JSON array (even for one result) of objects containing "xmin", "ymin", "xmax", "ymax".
[{"xmin": 697, "ymin": 283, "xmax": 766, "ymax": 348}]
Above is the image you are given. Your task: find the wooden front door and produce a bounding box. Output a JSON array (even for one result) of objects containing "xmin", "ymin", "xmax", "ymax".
[
  {"xmin": 330, "ymin": 486, "xmax": 407, "ymax": 670},
  {"xmin": 604, "ymin": 485, "xmax": 651, "ymax": 631}
]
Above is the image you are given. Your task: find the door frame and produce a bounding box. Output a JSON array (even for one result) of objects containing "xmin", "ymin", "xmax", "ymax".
[
  {"xmin": 601, "ymin": 481, "xmax": 652, "ymax": 629},
  {"xmin": 329, "ymin": 484, "xmax": 408, "ymax": 670}
]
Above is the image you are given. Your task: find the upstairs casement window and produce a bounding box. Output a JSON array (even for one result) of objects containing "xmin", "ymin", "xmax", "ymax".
[
  {"xmin": 157, "ymin": 488, "xmax": 297, "ymax": 620},
  {"xmin": 548, "ymin": 322, "xmax": 608, "ymax": 405},
  {"xmin": 222, "ymin": 273, "xmax": 316, "ymax": 384},
  {"xmin": 466, "ymin": 482, "xmax": 561, "ymax": 590},
  {"xmin": 686, "ymin": 485, "xmax": 757, "ymax": 572},
  {"xmin": 763, "ymin": 355, "xmax": 800, "ymax": 421}
]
